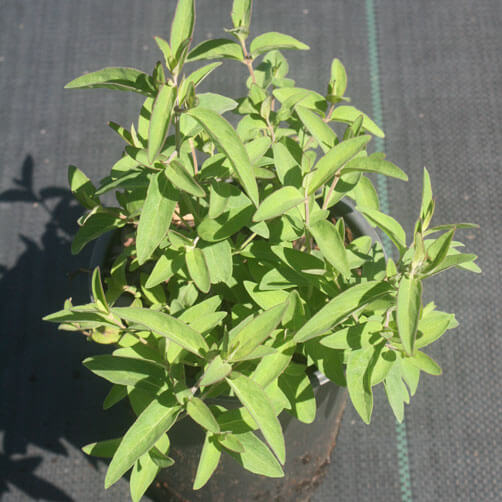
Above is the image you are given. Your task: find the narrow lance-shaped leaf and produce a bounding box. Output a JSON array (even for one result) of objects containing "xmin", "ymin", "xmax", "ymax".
[
  {"xmin": 346, "ymin": 348, "xmax": 374, "ymax": 424},
  {"xmin": 188, "ymin": 39, "xmax": 244, "ymax": 62},
  {"xmin": 185, "ymin": 247, "xmax": 211, "ymax": 293},
  {"xmin": 422, "ymin": 229, "xmax": 455, "ymax": 273},
  {"xmin": 309, "ymin": 219, "xmax": 350, "ymax": 277},
  {"xmin": 130, "ymin": 452, "xmax": 161, "ymax": 502},
  {"xmin": 170, "ymin": 0, "xmax": 195, "ymax": 58},
  {"xmin": 329, "ymin": 58, "xmax": 347, "ymax": 98},
  {"xmin": 253, "ymin": 186, "xmax": 305, "ymax": 222},
  {"xmin": 226, "ymin": 373, "xmax": 286, "ymax": 464},
  {"xmin": 342, "ymin": 153, "xmax": 408, "ymax": 181},
  {"xmin": 164, "ymin": 159, "xmax": 205, "ymax": 197},
  {"xmin": 136, "ymin": 172, "xmax": 177, "ymax": 265},
  {"xmin": 200, "ymin": 355, "xmax": 232, "ymax": 386},
  {"xmin": 408, "ymin": 350, "xmax": 442, "ymax": 375},
  {"xmin": 186, "ymin": 107, "xmax": 259, "ymax": 206},
  {"xmin": 420, "ymin": 167, "xmax": 434, "ymax": 226},
  {"xmin": 295, "ymin": 105, "xmax": 337, "ymax": 153},
  {"xmin": 307, "ymin": 135, "xmax": 371, "ymax": 195},
  {"xmin": 396, "ymin": 276, "xmax": 423, "ymax": 356},
  {"xmin": 187, "ymin": 397, "xmax": 220, "ymax": 433},
  {"xmin": 330, "ymin": 105, "xmax": 385, "ymax": 138},
  {"xmin": 65, "ymin": 67, "xmax": 155, "ymax": 96},
  {"xmin": 71, "ymin": 212, "xmax": 124, "ymax": 255},
  {"xmin": 91, "ymin": 267, "xmax": 109, "ymax": 313},
  {"xmin": 229, "ymin": 302, "xmax": 288, "ymax": 361},
  {"xmin": 250, "ymin": 32, "xmax": 309, "ymax": 57},
  {"xmin": 148, "ymin": 84, "xmax": 176, "ymax": 163},
  {"xmin": 294, "ymin": 281, "xmax": 393, "ymax": 343},
  {"xmin": 105, "ymin": 394, "xmax": 181, "ymax": 488},
  {"xmin": 111, "ymin": 307, "xmax": 209, "ymax": 356},
  {"xmin": 68, "ymin": 165, "xmax": 99, "ymax": 209},
  {"xmin": 83, "ymin": 438, "xmax": 121, "ymax": 458},
  {"xmin": 193, "ymin": 433, "xmax": 221, "ymax": 490}
]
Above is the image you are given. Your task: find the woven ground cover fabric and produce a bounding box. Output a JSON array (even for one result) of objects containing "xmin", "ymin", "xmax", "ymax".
[{"xmin": 0, "ymin": 1, "xmax": 499, "ymax": 501}]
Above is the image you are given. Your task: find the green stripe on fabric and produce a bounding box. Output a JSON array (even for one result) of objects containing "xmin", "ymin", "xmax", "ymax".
[{"xmin": 365, "ymin": 1, "xmax": 413, "ymax": 501}]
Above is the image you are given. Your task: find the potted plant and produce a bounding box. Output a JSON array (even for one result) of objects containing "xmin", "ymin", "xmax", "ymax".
[{"xmin": 44, "ymin": 1, "xmax": 480, "ymax": 501}]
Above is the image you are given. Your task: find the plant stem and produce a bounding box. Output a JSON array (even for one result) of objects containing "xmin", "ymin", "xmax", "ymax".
[
  {"xmin": 322, "ymin": 169, "xmax": 341, "ymax": 210},
  {"xmin": 324, "ymin": 103, "xmax": 335, "ymax": 122},
  {"xmin": 235, "ymin": 232, "xmax": 257, "ymax": 254},
  {"xmin": 238, "ymin": 38, "xmax": 257, "ymax": 85},
  {"xmin": 189, "ymin": 138, "xmax": 198, "ymax": 175}
]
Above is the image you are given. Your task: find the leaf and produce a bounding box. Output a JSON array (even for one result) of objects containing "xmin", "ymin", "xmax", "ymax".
[
  {"xmin": 397, "ymin": 276, "xmax": 423, "ymax": 356},
  {"xmin": 231, "ymin": 0, "xmax": 252, "ymax": 30},
  {"xmin": 193, "ymin": 433, "xmax": 221, "ymax": 490},
  {"xmin": 216, "ymin": 433, "xmax": 244, "ymax": 453},
  {"xmin": 186, "ymin": 107, "xmax": 258, "ymax": 205},
  {"xmin": 112, "ymin": 307, "xmax": 209, "ymax": 356},
  {"xmin": 423, "ymin": 230, "xmax": 455, "ymax": 273},
  {"xmin": 272, "ymin": 142, "xmax": 302, "ymax": 187},
  {"xmin": 309, "ymin": 219, "xmax": 350, "ymax": 277},
  {"xmin": 185, "ymin": 247, "xmax": 211, "ymax": 293},
  {"xmin": 181, "ymin": 62, "xmax": 222, "ymax": 93},
  {"xmin": 415, "ymin": 311, "xmax": 456, "ymax": 348},
  {"xmin": 71, "ymin": 212, "xmax": 123, "ymax": 255},
  {"xmin": 148, "ymin": 84, "xmax": 176, "ymax": 162},
  {"xmin": 130, "ymin": 452, "xmax": 160, "ymax": 502},
  {"xmin": 187, "ymin": 397, "xmax": 220, "ymax": 433},
  {"xmin": 330, "ymin": 106, "xmax": 385, "ymax": 138},
  {"xmin": 83, "ymin": 355, "xmax": 166, "ymax": 394},
  {"xmin": 346, "ymin": 347, "xmax": 374, "ymax": 424},
  {"xmin": 103, "ymin": 384, "xmax": 128, "ymax": 410},
  {"xmin": 105, "ymin": 393, "xmax": 181, "ymax": 488},
  {"xmin": 164, "ymin": 159, "xmax": 206, "ymax": 196},
  {"xmin": 65, "ymin": 67, "xmax": 155, "ymax": 96},
  {"xmin": 351, "ymin": 175, "xmax": 379, "ymax": 210},
  {"xmin": 383, "ymin": 362, "xmax": 408, "ymax": 422},
  {"xmin": 68, "ymin": 165, "xmax": 99, "ymax": 209},
  {"xmin": 295, "ymin": 105, "xmax": 336, "ymax": 153},
  {"xmin": 243, "ymin": 281, "xmax": 290, "ymax": 311},
  {"xmin": 250, "ymin": 32, "xmax": 309, "ymax": 57},
  {"xmin": 202, "ymin": 240, "xmax": 233, "ymax": 284},
  {"xmin": 169, "ymin": 0, "xmax": 195, "ymax": 58},
  {"xmin": 359, "ymin": 207, "xmax": 407, "ymax": 255},
  {"xmin": 226, "ymin": 373, "xmax": 285, "ymax": 464},
  {"xmin": 145, "ymin": 249, "xmax": 184, "ymax": 288},
  {"xmin": 294, "ymin": 281, "xmax": 393, "ymax": 343},
  {"xmin": 136, "ymin": 172, "xmax": 177, "ymax": 265},
  {"xmin": 330, "ymin": 58, "xmax": 347, "ymax": 98},
  {"xmin": 225, "ymin": 431, "xmax": 284, "ymax": 478},
  {"xmin": 408, "ymin": 351, "xmax": 442, "ymax": 375},
  {"xmin": 278, "ymin": 368, "xmax": 316, "ymax": 424},
  {"xmin": 154, "ymin": 36, "xmax": 172, "ymax": 68},
  {"xmin": 420, "ymin": 167, "xmax": 433, "ymax": 223},
  {"xmin": 308, "ymin": 136, "xmax": 371, "ymax": 195},
  {"xmin": 425, "ymin": 252, "xmax": 479, "ymax": 276},
  {"xmin": 188, "ymin": 39, "xmax": 244, "ymax": 62},
  {"xmin": 91, "ymin": 267, "xmax": 109, "ymax": 313},
  {"xmin": 343, "ymin": 153, "xmax": 408, "ymax": 181},
  {"xmin": 253, "ymin": 186, "xmax": 304, "ymax": 222},
  {"xmin": 200, "ymin": 355, "xmax": 232, "ymax": 386},
  {"xmin": 82, "ymin": 438, "xmax": 121, "ymax": 458},
  {"xmin": 228, "ymin": 302, "xmax": 288, "ymax": 361}
]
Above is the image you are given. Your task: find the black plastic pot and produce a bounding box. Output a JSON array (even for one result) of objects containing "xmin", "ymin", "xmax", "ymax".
[{"xmin": 89, "ymin": 199, "xmax": 381, "ymax": 502}]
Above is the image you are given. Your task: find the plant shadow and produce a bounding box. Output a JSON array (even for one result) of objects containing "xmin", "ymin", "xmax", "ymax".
[{"xmin": 0, "ymin": 156, "xmax": 133, "ymax": 500}]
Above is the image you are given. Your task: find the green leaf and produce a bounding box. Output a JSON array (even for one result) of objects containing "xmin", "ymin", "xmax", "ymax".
[
  {"xmin": 231, "ymin": 0, "xmax": 252, "ymax": 30},
  {"xmin": 185, "ymin": 247, "xmax": 211, "ymax": 293},
  {"xmin": 216, "ymin": 433, "xmax": 244, "ymax": 453},
  {"xmin": 188, "ymin": 39, "xmax": 244, "ymax": 62},
  {"xmin": 423, "ymin": 230, "xmax": 455, "ymax": 273},
  {"xmin": 383, "ymin": 362, "xmax": 408, "ymax": 422},
  {"xmin": 186, "ymin": 107, "xmax": 258, "ymax": 206},
  {"xmin": 226, "ymin": 373, "xmax": 285, "ymax": 463},
  {"xmin": 164, "ymin": 159, "xmax": 205, "ymax": 197},
  {"xmin": 103, "ymin": 384, "xmax": 128, "ymax": 410},
  {"xmin": 346, "ymin": 348, "xmax": 374, "ymax": 424},
  {"xmin": 420, "ymin": 167, "xmax": 434, "ymax": 224},
  {"xmin": 329, "ymin": 58, "xmax": 347, "ymax": 98},
  {"xmin": 193, "ymin": 433, "xmax": 221, "ymax": 490},
  {"xmin": 253, "ymin": 186, "xmax": 304, "ymax": 222},
  {"xmin": 273, "ymin": 87, "xmax": 327, "ymax": 115},
  {"xmin": 200, "ymin": 355, "xmax": 232, "ymax": 386},
  {"xmin": 309, "ymin": 219, "xmax": 350, "ymax": 277},
  {"xmin": 82, "ymin": 438, "xmax": 121, "ymax": 458},
  {"xmin": 68, "ymin": 165, "xmax": 99, "ymax": 209},
  {"xmin": 83, "ymin": 355, "xmax": 166, "ymax": 394},
  {"xmin": 250, "ymin": 32, "xmax": 309, "ymax": 57},
  {"xmin": 399, "ymin": 356, "xmax": 420, "ymax": 396},
  {"xmin": 112, "ymin": 307, "xmax": 209, "ymax": 356},
  {"xmin": 272, "ymin": 142, "xmax": 302, "ymax": 187},
  {"xmin": 148, "ymin": 84, "xmax": 176, "ymax": 163},
  {"xmin": 169, "ymin": 0, "xmax": 195, "ymax": 58},
  {"xmin": 397, "ymin": 276, "xmax": 423, "ymax": 356},
  {"xmin": 295, "ymin": 105, "xmax": 336, "ymax": 153},
  {"xmin": 202, "ymin": 240, "xmax": 233, "ymax": 284},
  {"xmin": 359, "ymin": 207, "xmax": 407, "ymax": 255},
  {"xmin": 181, "ymin": 62, "xmax": 222, "ymax": 94},
  {"xmin": 136, "ymin": 172, "xmax": 177, "ymax": 265},
  {"xmin": 65, "ymin": 67, "xmax": 155, "ymax": 96},
  {"xmin": 229, "ymin": 302, "xmax": 287, "ymax": 361},
  {"xmin": 278, "ymin": 368, "xmax": 316, "ymax": 424},
  {"xmin": 294, "ymin": 281, "xmax": 393, "ymax": 343},
  {"xmin": 408, "ymin": 351, "xmax": 442, "ymax": 375},
  {"xmin": 415, "ymin": 311, "xmax": 456, "ymax": 348},
  {"xmin": 425, "ymin": 251, "xmax": 479, "ymax": 276},
  {"xmin": 154, "ymin": 36, "xmax": 172, "ymax": 69},
  {"xmin": 351, "ymin": 176, "xmax": 379, "ymax": 210},
  {"xmin": 330, "ymin": 106, "xmax": 385, "ymax": 138},
  {"xmin": 145, "ymin": 249, "xmax": 184, "ymax": 288},
  {"xmin": 343, "ymin": 153, "xmax": 408, "ymax": 181},
  {"xmin": 308, "ymin": 135, "xmax": 371, "ymax": 195},
  {"xmin": 71, "ymin": 212, "xmax": 123, "ymax": 255},
  {"xmin": 227, "ymin": 431, "xmax": 284, "ymax": 477},
  {"xmin": 187, "ymin": 397, "xmax": 220, "ymax": 433},
  {"xmin": 243, "ymin": 281, "xmax": 290, "ymax": 310},
  {"xmin": 91, "ymin": 267, "xmax": 109, "ymax": 313},
  {"xmin": 130, "ymin": 452, "xmax": 160, "ymax": 502},
  {"xmin": 105, "ymin": 393, "xmax": 181, "ymax": 488}
]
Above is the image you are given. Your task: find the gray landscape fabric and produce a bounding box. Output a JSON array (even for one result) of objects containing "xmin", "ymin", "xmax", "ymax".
[{"xmin": 0, "ymin": 1, "xmax": 500, "ymax": 501}]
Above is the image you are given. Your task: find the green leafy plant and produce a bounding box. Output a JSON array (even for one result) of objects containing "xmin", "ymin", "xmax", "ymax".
[{"xmin": 44, "ymin": 0, "xmax": 480, "ymax": 499}]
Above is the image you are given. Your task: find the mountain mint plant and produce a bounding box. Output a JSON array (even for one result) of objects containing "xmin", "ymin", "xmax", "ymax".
[{"xmin": 44, "ymin": 0, "xmax": 480, "ymax": 500}]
